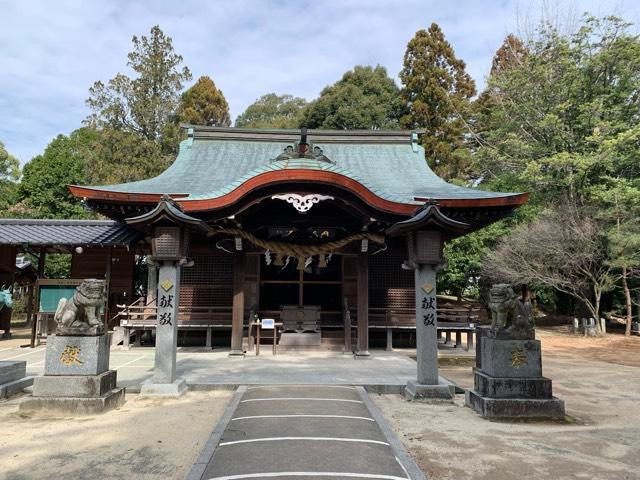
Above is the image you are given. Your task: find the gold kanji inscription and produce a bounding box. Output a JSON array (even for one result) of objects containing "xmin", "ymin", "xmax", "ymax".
[
  {"xmin": 60, "ymin": 346, "xmax": 83, "ymax": 366},
  {"xmin": 511, "ymin": 348, "xmax": 527, "ymax": 368}
]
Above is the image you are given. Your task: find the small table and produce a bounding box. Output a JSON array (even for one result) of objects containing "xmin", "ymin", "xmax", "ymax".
[{"xmin": 248, "ymin": 321, "xmax": 282, "ymax": 355}]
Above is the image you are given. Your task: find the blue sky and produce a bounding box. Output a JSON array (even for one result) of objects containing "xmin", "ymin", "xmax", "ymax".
[{"xmin": 0, "ymin": 0, "xmax": 637, "ymax": 163}]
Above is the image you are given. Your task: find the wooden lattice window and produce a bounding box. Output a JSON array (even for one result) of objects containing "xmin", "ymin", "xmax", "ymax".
[
  {"xmin": 368, "ymin": 252, "xmax": 414, "ymax": 309},
  {"xmin": 180, "ymin": 250, "xmax": 233, "ymax": 308}
]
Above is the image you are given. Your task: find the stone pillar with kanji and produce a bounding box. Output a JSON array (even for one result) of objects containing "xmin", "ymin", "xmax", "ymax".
[
  {"xmin": 404, "ymin": 231, "xmax": 455, "ymax": 401},
  {"xmin": 139, "ymin": 223, "xmax": 191, "ymax": 397}
]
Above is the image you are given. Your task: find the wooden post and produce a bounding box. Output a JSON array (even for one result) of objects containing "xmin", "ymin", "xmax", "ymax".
[
  {"xmin": 355, "ymin": 253, "xmax": 369, "ymax": 357},
  {"xmin": 25, "ymin": 283, "xmax": 34, "ymax": 328},
  {"xmin": 230, "ymin": 253, "xmax": 245, "ymax": 355},
  {"xmin": 146, "ymin": 256, "xmax": 157, "ymax": 305},
  {"xmin": 343, "ymin": 298, "xmax": 352, "ymax": 353},
  {"xmin": 31, "ymin": 248, "xmax": 46, "ymax": 348},
  {"xmin": 104, "ymin": 246, "xmax": 112, "ymax": 329}
]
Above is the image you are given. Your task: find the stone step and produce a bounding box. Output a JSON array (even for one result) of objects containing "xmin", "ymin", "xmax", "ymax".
[
  {"xmin": 0, "ymin": 376, "xmax": 34, "ymax": 399},
  {"xmin": 279, "ymin": 332, "xmax": 321, "ymax": 346},
  {"xmin": 0, "ymin": 361, "xmax": 27, "ymax": 385}
]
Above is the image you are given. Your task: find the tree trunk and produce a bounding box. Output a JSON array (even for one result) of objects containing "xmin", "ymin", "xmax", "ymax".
[
  {"xmin": 592, "ymin": 284, "xmax": 601, "ymax": 332},
  {"xmin": 623, "ymin": 265, "xmax": 632, "ymax": 337}
]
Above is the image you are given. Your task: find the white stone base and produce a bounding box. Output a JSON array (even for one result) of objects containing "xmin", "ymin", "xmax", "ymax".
[
  {"xmin": 405, "ymin": 378, "xmax": 455, "ymax": 402},
  {"xmin": 139, "ymin": 377, "xmax": 187, "ymax": 398}
]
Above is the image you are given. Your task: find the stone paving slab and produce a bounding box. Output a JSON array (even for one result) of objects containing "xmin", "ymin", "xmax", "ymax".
[
  {"xmin": 191, "ymin": 385, "xmax": 425, "ymax": 480},
  {"xmin": 0, "ymin": 346, "xmax": 420, "ymax": 390}
]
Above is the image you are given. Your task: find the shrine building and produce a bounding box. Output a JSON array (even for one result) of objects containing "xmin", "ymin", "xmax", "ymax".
[{"xmin": 0, "ymin": 126, "xmax": 527, "ymax": 392}]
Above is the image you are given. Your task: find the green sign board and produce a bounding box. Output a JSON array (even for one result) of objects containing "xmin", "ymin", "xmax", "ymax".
[{"xmin": 37, "ymin": 280, "xmax": 105, "ymax": 314}]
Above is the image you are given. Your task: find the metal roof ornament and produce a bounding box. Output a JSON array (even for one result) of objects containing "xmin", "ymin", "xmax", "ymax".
[{"xmin": 273, "ymin": 128, "xmax": 334, "ymax": 164}]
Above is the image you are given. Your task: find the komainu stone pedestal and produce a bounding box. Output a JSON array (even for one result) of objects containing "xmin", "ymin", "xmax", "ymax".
[
  {"xmin": 465, "ymin": 337, "xmax": 564, "ymax": 419},
  {"xmin": 20, "ymin": 334, "xmax": 125, "ymax": 415}
]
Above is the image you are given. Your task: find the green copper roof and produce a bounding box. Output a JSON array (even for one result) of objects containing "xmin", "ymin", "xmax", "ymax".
[{"xmin": 80, "ymin": 127, "xmax": 521, "ymax": 205}]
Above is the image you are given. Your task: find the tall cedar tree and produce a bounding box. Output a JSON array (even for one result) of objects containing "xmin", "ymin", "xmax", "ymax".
[
  {"xmin": 490, "ymin": 34, "xmax": 529, "ymax": 76},
  {"xmin": 300, "ymin": 65, "xmax": 402, "ymax": 130},
  {"xmin": 400, "ymin": 23, "xmax": 476, "ymax": 179},
  {"xmin": 85, "ymin": 25, "xmax": 192, "ymax": 170},
  {"xmin": 235, "ymin": 93, "xmax": 307, "ymax": 128},
  {"xmin": 178, "ymin": 76, "xmax": 231, "ymax": 127}
]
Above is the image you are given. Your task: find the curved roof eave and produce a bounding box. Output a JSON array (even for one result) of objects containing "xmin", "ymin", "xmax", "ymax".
[{"xmin": 70, "ymin": 168, "xmax": 528, "ymax": 217}]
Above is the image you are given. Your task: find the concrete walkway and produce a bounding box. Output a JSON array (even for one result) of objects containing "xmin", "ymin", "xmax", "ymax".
[{"xmin": 188, "ymin": 385, "xmax": 425, "ymax": 480}]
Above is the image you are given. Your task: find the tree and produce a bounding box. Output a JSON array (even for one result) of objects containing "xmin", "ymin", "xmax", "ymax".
[
  {"xmin": 178, "ymin": 76, "xmax": 231, "ymax": 127},
  {"xmin": 482, "ymin": 204, "xmax": 616, "ymax": 321},
  {"xmin": 300, "ymin": 65, "xmax": 402, "ymax": 130},
  {"xmin": 590, "ymin": 178, "xmax": 640, "ymax": 335},
  {"xmin": 490, "ymin": 34, "xmax": 529, "ymax": 76},
  {"xmin": 235, "ymin": 93, "xmax": 307, "ymax": 128},
  {"xmin": 85, "ymin": 25, "xmax": 192, "ymax": 157},
  {"xmin": 400, "ymin": 23, "xmax": 476, "ymax": 179},
  {"xmin": 17, "ymin": 132, "xmax": 89, "ymax": 219},
  {"xmin": 79, "ymin": 128, "xmax": 168, "ymax": 185},
  {"xmin": 472, "ymin": 16, "xmax": 640, "ymax": 204},
  {"xmin": 0, "ymin": 141, "xmax": 20, "ymax": 213}
]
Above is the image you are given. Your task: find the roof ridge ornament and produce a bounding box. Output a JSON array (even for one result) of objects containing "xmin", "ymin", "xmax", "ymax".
[{"xmin": 273, "ymin": 127, "xmax": 334, "ymax": 164}]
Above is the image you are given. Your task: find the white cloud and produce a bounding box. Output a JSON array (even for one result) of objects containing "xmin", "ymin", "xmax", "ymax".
[{"xmin": 0, "ymin": 0, "xmax": 638, "ymax": 163}]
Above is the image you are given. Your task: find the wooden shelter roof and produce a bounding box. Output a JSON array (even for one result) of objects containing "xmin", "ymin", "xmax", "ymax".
[{"xmin": 0, "ymin": 219, "xmax": 140, "ymax": 250}]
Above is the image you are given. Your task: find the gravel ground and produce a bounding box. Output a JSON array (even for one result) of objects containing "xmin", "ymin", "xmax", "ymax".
[
  {"xmin": 373, "ymin": 329, "xmax": 640, "ymax": 480},
  {"xmin": 0, "ymin": 390, "xmax": 232, "ymax": 480}
]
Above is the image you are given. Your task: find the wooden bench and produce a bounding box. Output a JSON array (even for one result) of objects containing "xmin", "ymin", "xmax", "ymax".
[
  {"xmin": 368, "ymin": 303, "xmax": 480, "ymax": 351},
  {"xmin": 115, "ymin": 300, "xmax": 233, "ymax": 348}
]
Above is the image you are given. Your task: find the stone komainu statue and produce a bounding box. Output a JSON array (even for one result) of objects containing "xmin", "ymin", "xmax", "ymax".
[
  {"xmin": 54, "ymin": 279, "xmax": 106, "ymax": 335},
  {"xmin": 488, "ymin": 284, "xmax": 534, "ymax": 339}
]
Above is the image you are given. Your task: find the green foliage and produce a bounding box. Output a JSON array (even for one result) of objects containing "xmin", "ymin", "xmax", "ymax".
[
  {"xmin": 0, "ymin": 141, "xmax": 21, "ymax": 214},
  {"xmin": 439, "ymin": 201, "xmax": 540, "ymax": 298},
  {"xmin": 473, "ymin": 16, "xmax": 640, "ymax": 205},
  {"xmin": 79, "ymin": 127, "xmax": 169, "ymax": 185},
  {"xmin": 300, "ymin": 65, "xmax": 402, "ymax": 130},
  {"xmin": 400, "ymin": 23, "xmax": 476, "ymax": 179},
  {"xmin": 236, "ymin": 93, "xmax": 307, "ymax": 128},
  {"xmin": 440, "ymin": 15, "xmax": 640, "ymax": 317},
  {"xmin": 44, "ymin": 254, "xmax": 71, "ymax": 279},
  {"xmin": 178, "ymin": 76, "xmax": 231, "ymax": 127},
  {"xmin": 17, "ymin": 132, "xmax": 89, "ymax": 219}
]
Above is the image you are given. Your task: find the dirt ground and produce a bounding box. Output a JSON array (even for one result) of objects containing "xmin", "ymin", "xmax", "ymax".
[
  {"xmin": 0, "ymin": 390, "xmax": 232, "ymax": 480},
  {"xmin": 374, "ymin": 328, "xmax": 640, "ymax": 480}
]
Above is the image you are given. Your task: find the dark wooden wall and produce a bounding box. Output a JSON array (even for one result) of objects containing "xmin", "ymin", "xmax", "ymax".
[
  {"xmin": 70, "ymin": 247, "xmax": 135, "ymax": 323},
  {"xmin": 0, "ymin": 246, "xmax": 16, "ymax": 330}
]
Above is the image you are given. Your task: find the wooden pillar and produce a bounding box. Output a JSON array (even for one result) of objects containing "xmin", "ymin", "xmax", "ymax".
[
  {"xmin": 30, "ymin": 248, "xmax": 46, "ymax": 348},
  {"xmin": 356, "ymin": 253, "xmax": 369, "ymax": 357},
  {"xmin": 230, "ymin": 253, "xmax": 245, "ymax": 355},
  {"xmin": 146, "ymin": 256, "xmax": 158, "ymax": 305},
  {"xmin": 25, "ymin": 284, "xmax": 34, "ymax": 327},
  {"xmin": 104, "ymin": 246, "xmax": 112, "ymax": 328}
]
